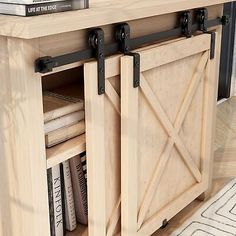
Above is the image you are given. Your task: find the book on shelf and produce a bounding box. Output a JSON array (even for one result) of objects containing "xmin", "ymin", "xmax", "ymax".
[
  {"xmin": 45, "ymin": 120, "xmax": 85, "ymax": 148},
  {"xmin": 44, "ymin": 110, "xmax": 85, "ymax": 134},
  {"xmin": 43, "ymin": 91, "xmax": 84, "ymax": 123},
  {"xmin": 0, "ymin": 0, "xmax": 64, "ymax": 4},
  {"xmin": 0, "ymin": 0, "xmax": 89, "ymax": 16},
  {"xmin": 62, "ymin": 161, "xmax": 77, "ymax": 232},
  {"xmin": 80, "ymin": 151, "xmax": 87, "ymax": 181},
  {"xmin": 70, "ymin": 155, "xmax": 88, "ymax": 225},
  {"xmin": 47, "ymin": 164, "xmax": 65, "ymax": 236}
]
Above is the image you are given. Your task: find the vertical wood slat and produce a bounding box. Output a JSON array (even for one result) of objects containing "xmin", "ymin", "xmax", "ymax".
[
  {"xmin": 200, "ymin": 31, "xmax": 221, "ymax": 198},
  {"xmin": 0, "ymin": 37, "xmax": 50, "ymax": 236},
  {"xmin": 121, "ymin": 56, "xmax": 139, "ymax": 236},
  {"xmin": 84, "ymin": 62, "xmax": 106, "ymax": 236}
]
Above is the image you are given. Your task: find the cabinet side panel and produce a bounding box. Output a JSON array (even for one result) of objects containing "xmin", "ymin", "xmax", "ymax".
[{"xmin": 0, "ymin": 37, "xmax": 50, "ymax": 236}]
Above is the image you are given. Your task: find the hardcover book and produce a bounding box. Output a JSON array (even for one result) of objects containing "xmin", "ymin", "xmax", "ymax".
[
  {"xmin": 44, "ymin": 110, "xmax": 85, "ymax": 134},
  {"xmin": 80, "ymin": 151, "xmax": 87, "ymax": 181},
  {"xmin": 45, "ymin": 120, "xmax": 85, "ymax": 147},
  {"xmin": 0, "ymin": 0, "xmax": 64, "ymax": 4},
  {"xmin": 47, "ymin": 165, "xmax": 64, "ymax": 236},
  {"xmin": 70, "ymin": 155, "xmax": 88, "ymax": 225},
  {"xmin": 0, "ymin": 0, "xmax": 89, "ymax": 17},
  {"xmin": 43, "ymin": 91, "xmax": 84, "ymax": 123},
  {"xmin": 62, "ymin": 161, "xmax": 77, "ymax": 231}
]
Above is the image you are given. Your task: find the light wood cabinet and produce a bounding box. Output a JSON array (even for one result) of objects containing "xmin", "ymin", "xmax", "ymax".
[{"xmin": 0, "ymin": 1, "xmax": 231, "ymax": 236}]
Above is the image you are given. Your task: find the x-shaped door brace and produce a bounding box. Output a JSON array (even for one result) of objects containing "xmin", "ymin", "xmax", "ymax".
[{"xmin": 137, "ymin": 51, "xmax": 209, "ymax": 229}]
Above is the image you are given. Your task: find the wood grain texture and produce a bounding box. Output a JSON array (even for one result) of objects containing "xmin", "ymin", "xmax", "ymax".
[
  {"xmin": 199, "ymin": 28, "xmax": 222, "ymax": 200},
  {"xmin": 121, "ymin": 55, "xmax": 139, "ymax": 236},
  {"xmin": 152, "ymin": 178, "xmax": 234, "ymax": 236},
  {"xmin": 84, "ymin": 56, "xmax": 121, "ymax": 236},
  {"xmin": 153, "ymin": 97, "xmax": 236, "ymax": 236},
  {"xmin": 46, "ymin": 134, "xmax": 86, "ymax": 169},
  {"xmin": 0, "ymin": 37, "xmax": 50, "ymax": 236},
  {"xmin": 137, "ymin": 53, "xmax": 209, "ymax": 229},
  {"xmin": 121, "ymin": 34, "xmax": 217, "ymax": 236},
  {"xmin": 0, "ymin": 1, "xmax": 231, "ymax": 39}
]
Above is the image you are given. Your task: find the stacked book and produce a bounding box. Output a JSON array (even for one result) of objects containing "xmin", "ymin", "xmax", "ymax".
[
  {"xmin": 47, "ymin": 152, "xmax": 88, "ymax": 236},
  {"xmin": 43, "ymin": 91, "xmax": 85, "ymax": 148},
  {"xmin": 0, "ymin": 0, "xmax": 89, "ymax": 16}
]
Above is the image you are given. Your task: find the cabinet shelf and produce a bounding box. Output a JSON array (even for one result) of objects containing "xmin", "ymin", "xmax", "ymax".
[
  {"xmin": 66, "ymin": 224, "xmax": 88, "ymax": 236},
  {"xmin": 46, "ymin": 134, "xmax": 86, "ymax": 169}
]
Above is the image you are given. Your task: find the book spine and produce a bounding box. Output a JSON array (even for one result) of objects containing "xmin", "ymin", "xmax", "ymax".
[
  {"xmin": 80, "ymin": 151, "xmax": 87, "ymax": 181},
  {"xmin": 52, "ymin": 165, "xmax": 64, "ymax": 236},
  {"xmin": 25, "ymin": 0, "xmax": 87, "ymax": 16},
  {"xmin": 31, "ymin": 0, "xmax": 64, "ymax": 3},
  {"xmin": 0, "ymin": 0, "xmax": 64, "ymax": 4},
  {"xmin": 60, "ymin": 164, "xmax": 66, "ymax": 235},
  {"xmin": 47, "ymin": 168, "xmax": 56, "ymax": 236},
  {"xmin": 70, "ymin": 155, "xmax": 88, "ymax": 225},
  {"xmin": 62, "ymin": 161, "xmax": 77, "ymax": 231}
]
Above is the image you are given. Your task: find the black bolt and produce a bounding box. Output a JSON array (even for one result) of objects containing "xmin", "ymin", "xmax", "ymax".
[
  {"xmin": 125, "ymin": 46, "xmax": 130, "ymax": 52},
  {"xmin": 99, "ymin": 87, "xmax": 105, "ymax": 94},
  {"xmin": 94, "ymin": 37, "xmax": 98, "ymax": 45},
  {"xmin": 200, "ymin": 15, "xmax": 205, "ymax": 23}
]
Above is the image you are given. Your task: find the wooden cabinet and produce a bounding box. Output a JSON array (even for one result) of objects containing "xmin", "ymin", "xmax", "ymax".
[{"xmin": 0, "ymin": 1, "xmax": 229, "ymax": 236}]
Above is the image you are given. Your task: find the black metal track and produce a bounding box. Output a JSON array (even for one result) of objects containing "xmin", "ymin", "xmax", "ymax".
[
  {"xmin": 35, "ymin": 17, "xmax": 223, "ymax": 74},
  {"xmin": 218, "ymin": 2, "xmax": 236, "ymax": 99}
]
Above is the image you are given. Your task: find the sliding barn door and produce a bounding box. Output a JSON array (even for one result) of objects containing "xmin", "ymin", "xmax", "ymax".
[
  {"xmin": 121, "ymin": 34, "xmax": 218, "ymax": 236},
  {"xmin": 84, "ymin": 55, "xmax": 122, "ymax": 236}
]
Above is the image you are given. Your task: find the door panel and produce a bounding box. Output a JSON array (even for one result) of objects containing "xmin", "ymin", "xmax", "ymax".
[
  {"xmin": 84, "ymin": 55, "xmax": 121, "ymax": 236},
  {"xmin": 121, "ymin": 34, "xmax": 218, "ymax": 235}
]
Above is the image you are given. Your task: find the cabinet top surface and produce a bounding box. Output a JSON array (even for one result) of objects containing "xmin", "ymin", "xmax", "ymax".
[{"xmin": 0, "ymin": 0, "xmax": 232, "ymax": 39}]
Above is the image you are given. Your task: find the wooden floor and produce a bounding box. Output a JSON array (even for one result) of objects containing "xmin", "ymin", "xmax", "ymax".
[{"xmin": 153, "ymin": 97, "xmax": 236, "ymax": 236}]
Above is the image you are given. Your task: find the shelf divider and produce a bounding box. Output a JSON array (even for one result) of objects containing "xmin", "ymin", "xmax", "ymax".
[{"xmin": 46, "ymin": 134, "xmax": 86, "ymax": 169}]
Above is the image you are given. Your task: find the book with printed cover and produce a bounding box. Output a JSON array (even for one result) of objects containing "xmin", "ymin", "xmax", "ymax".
[
  {"xmin": 0, "ymin": 0, "xmax": 89, "ymax": 16},
  {"xmin": 62, "ymin": 160, "xmax": 77, "ymax": 231},
  {"xmin": 47, "ymin": 164, "xmax": 64, "ymax": 236},
  {"xmin": 70, "ymin": 155, "xmax": 88, "ymax": 225},
  {"xmin": 0, "ymin": 0, "xmax": 64, "ymax": 4}
]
